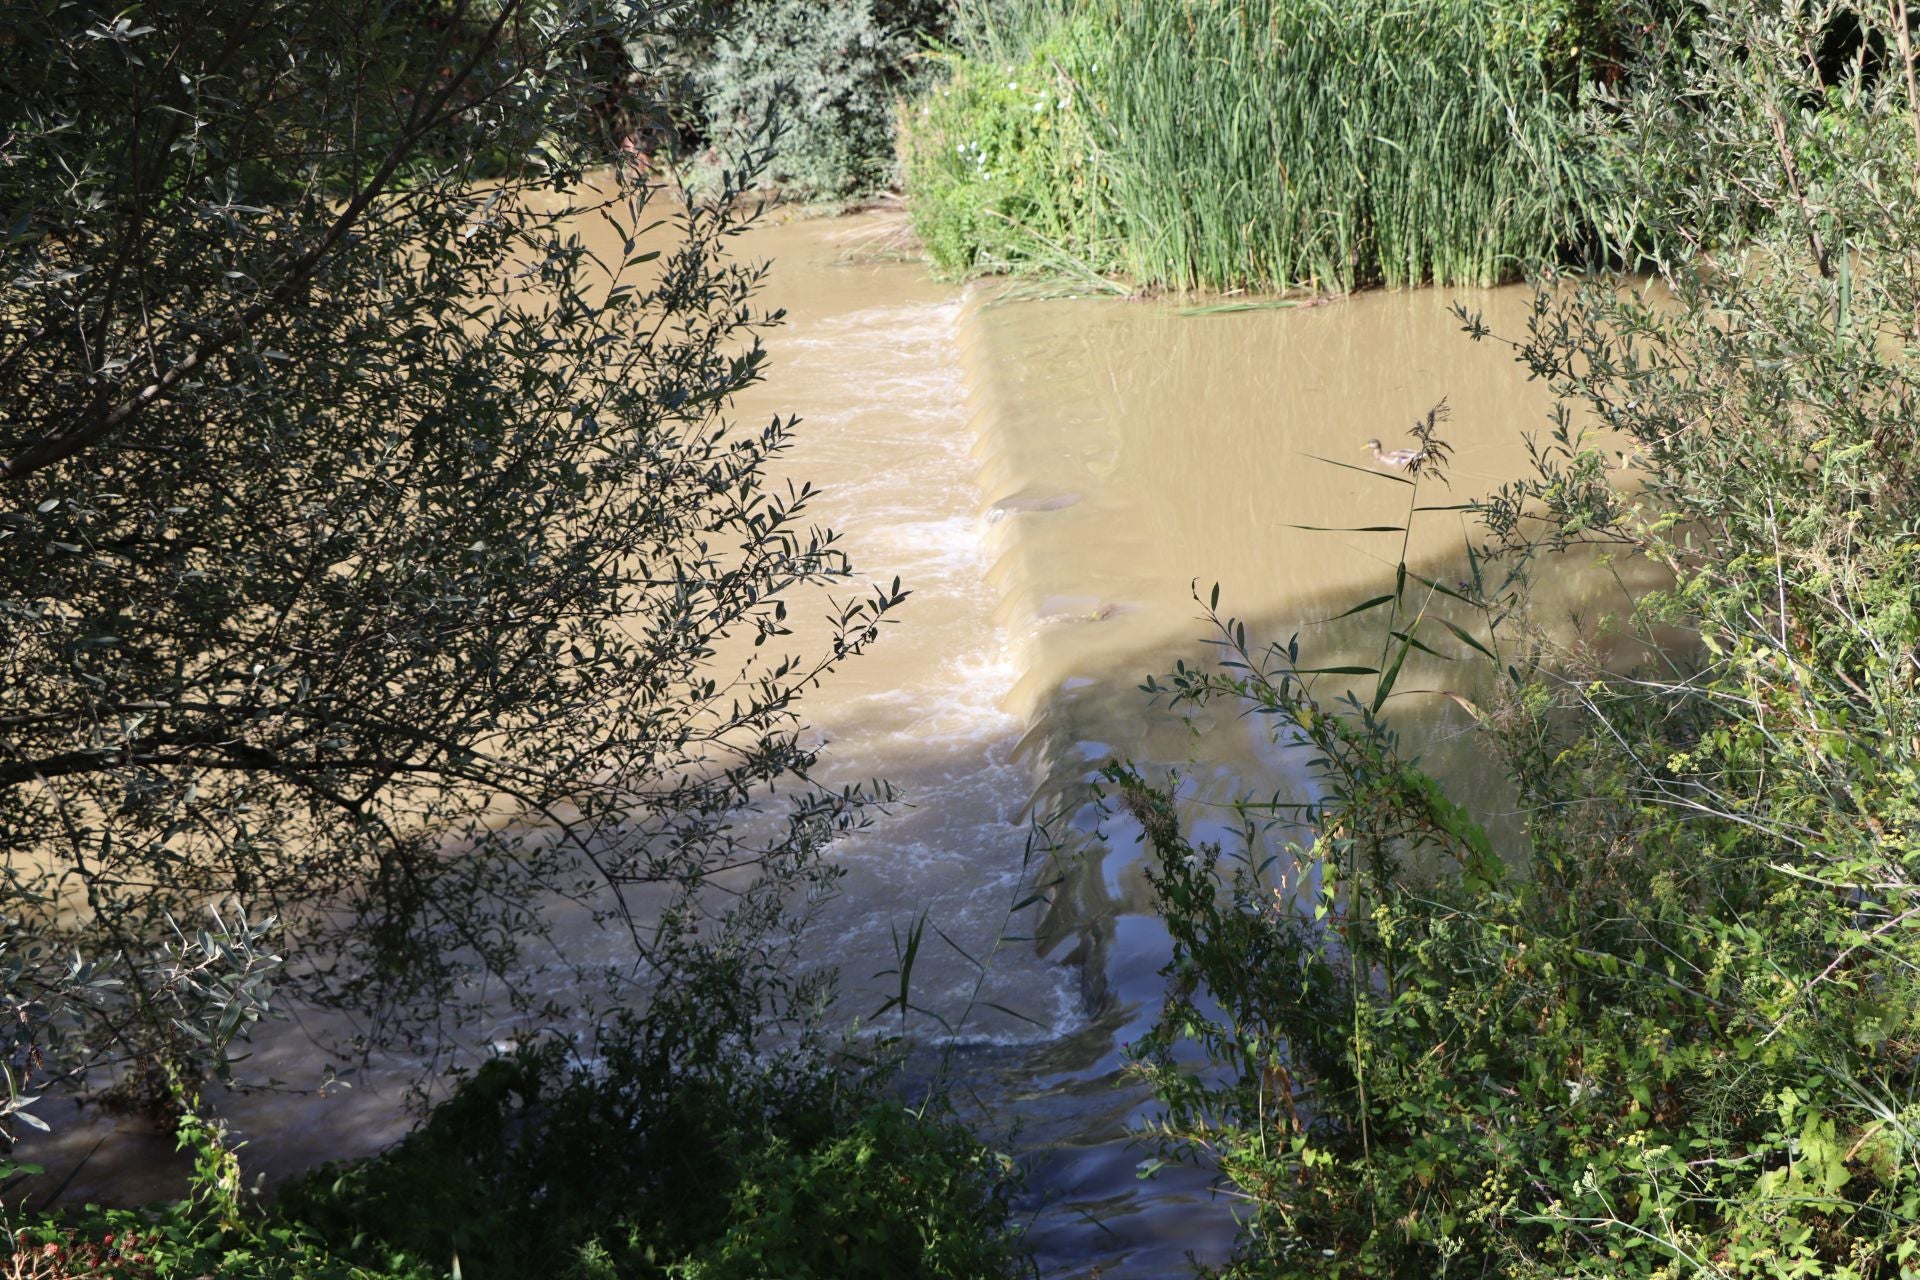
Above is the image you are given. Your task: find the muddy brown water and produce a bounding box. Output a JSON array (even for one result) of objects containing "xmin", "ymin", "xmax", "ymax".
[{"xmin": 19, "ymin": 209, "xmax": 1646, "ymax": 1277}]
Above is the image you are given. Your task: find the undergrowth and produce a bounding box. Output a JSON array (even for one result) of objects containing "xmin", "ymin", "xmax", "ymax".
[
  {"xmin": 692, "ymin": 0, "xmax": 950, "ymax": 199},
  {"xmin": 281, "ymin": 1021, "xmax": 1026, "ymax": 1280},
  {"xmin": 4, "ymin": 1023, "xmax": 1029, "ymax": 1280}
]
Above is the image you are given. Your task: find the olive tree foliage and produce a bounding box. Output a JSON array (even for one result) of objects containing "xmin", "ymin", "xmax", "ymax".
[
  {"xmin": 0, "ymin": 905, "xmax": 282, "ymax": 1138},
  {"xmin": 0, "ymin": 0, "xmax": 900, "ymax": 1112}
]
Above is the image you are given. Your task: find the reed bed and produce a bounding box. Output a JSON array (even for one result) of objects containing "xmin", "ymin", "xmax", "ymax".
[{"xmin": 904, "ymin": 0, "xmax": 1601, "ymax": 293}]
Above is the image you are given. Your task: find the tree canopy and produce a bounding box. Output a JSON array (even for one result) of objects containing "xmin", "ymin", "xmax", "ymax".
[{"xmin": 0, "ymin": 0, "xmax": 897, "ymax": 1109}]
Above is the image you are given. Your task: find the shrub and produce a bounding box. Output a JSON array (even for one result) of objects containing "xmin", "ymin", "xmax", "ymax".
[
  {"xmin": 898, "ymin": 28, "xmax": 1110, "ymax": 283},
  {"xmin": 279, "ymin": 1018, "xmax": 1028, "ymax": 1280},
  {"xmin": 695, "ymin": 0, "xmax": 950, "ymax": 199},
  {"xmin": 671, "ymin": 1102, "xmax": 1026, "ymax": 1279},
  {"xmin": 4, "ymin": 969, "xmax": 1027, "ymax": 1278}
]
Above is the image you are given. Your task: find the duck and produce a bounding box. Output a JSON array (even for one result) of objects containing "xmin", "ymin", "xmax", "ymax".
[{"xmin": 1363, "ymin": 438, "xmax": 1426, "ymax": 469}]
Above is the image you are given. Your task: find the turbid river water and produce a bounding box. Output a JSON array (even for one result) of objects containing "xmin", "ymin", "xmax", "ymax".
[{"xmin": 21, "ymin": 208, "xmax": 1645, "ymax": 1277}]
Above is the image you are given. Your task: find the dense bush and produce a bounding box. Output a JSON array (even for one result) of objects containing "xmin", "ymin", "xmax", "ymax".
[
  {"xmin": 279, "ymin": 1021, "xmax": 1027, "ymax": 1280},
  {"xmin": 687, "ymin": 0, "xmax": 950, "ymax": 199},
  {"xmin": 671, "ymin": 1101, "xmax": 1027, "ymax": 1279},
  {"xmin": 897, "ymin": 23, "xmax": 1108, "ymax": 284},
  {"xmin": 902, "ymin": 0, "xmax": 1632, "ymax": 292},
  {"xmin": 2, "ymin": 1025, "xmax": 1027, "ymax": 1280},
  {"xmin": 1117, "ymin": 0, "xmax": 1920, "ymax": 1273}
]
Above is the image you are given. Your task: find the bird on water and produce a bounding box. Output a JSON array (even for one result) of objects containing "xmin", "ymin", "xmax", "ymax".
[{"xmin": 1363, "ymin": 438, "xmax": 1426, "ymax": 469}]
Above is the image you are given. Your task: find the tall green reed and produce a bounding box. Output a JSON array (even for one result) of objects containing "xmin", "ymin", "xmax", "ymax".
[{"xmin": 907, "ymin": 0, "xmax": 1601, "ymax": 292}]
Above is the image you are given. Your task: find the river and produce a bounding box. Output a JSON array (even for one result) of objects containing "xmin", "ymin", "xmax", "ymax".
[{"xmin": 22, "ymin": 206, "xmax": 1636, "ymax": 1278}]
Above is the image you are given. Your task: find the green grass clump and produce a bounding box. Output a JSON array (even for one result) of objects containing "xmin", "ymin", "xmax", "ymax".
[{"xmin": 903, "ymin": 0, "xmax": 1609, "ymax": 292}]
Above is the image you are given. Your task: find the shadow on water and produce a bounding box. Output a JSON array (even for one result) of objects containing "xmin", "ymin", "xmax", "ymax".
[
  {"xmin": 17, "ymin": 209, "xmax": 1666, "ymax": 1280},
  {"xmin": 936, "ymin": 268, "xmax": 1675, "ymax": 1276},
  {"xmin": 951, "ymin": 543, "xmax": 1669, "ymax": 1277}
]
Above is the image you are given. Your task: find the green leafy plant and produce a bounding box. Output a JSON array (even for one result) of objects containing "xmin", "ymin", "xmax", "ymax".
[
  {"xmin": 278, "ymin": 1015, "xmax": 1029, "ymax": 1280},
  {"xmin": 897, "ymin": 22, "xmax": 1117, "ymax": 289},
  {"xmin": 670, "ymin": 1101, "xmax": 1026, "ymax": 1279},
  {"xmin": 694, "ymin": 0, "xmax": 950, "ymax": 199},
  {"xmin": 1114, "ymin": 5, "xmax": 1920, "ymax": 1273},
  {"xmin": 4, "ymin": 1103, "xmax": 431, "ymax": 1279}
]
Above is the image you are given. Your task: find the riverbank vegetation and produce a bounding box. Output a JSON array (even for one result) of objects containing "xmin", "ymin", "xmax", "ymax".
[
  {"xmin": 1, "ymin": 0, "xmax": 908, "ymax": 1119},
  {"xmin": 1116, "ymin": 1, "xmax": 1920, "ymax": 1273},
  {"xmin": 901, "ymin": 0, "xmax": 1642, "ymax": 291},
  {"xmin": 667, "ymin": 0, "xmax": 952, "ymax": 199},
  {"xmin": 6, "ymin": 1027, "xmax": 1022, "ymax": 1279}
]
